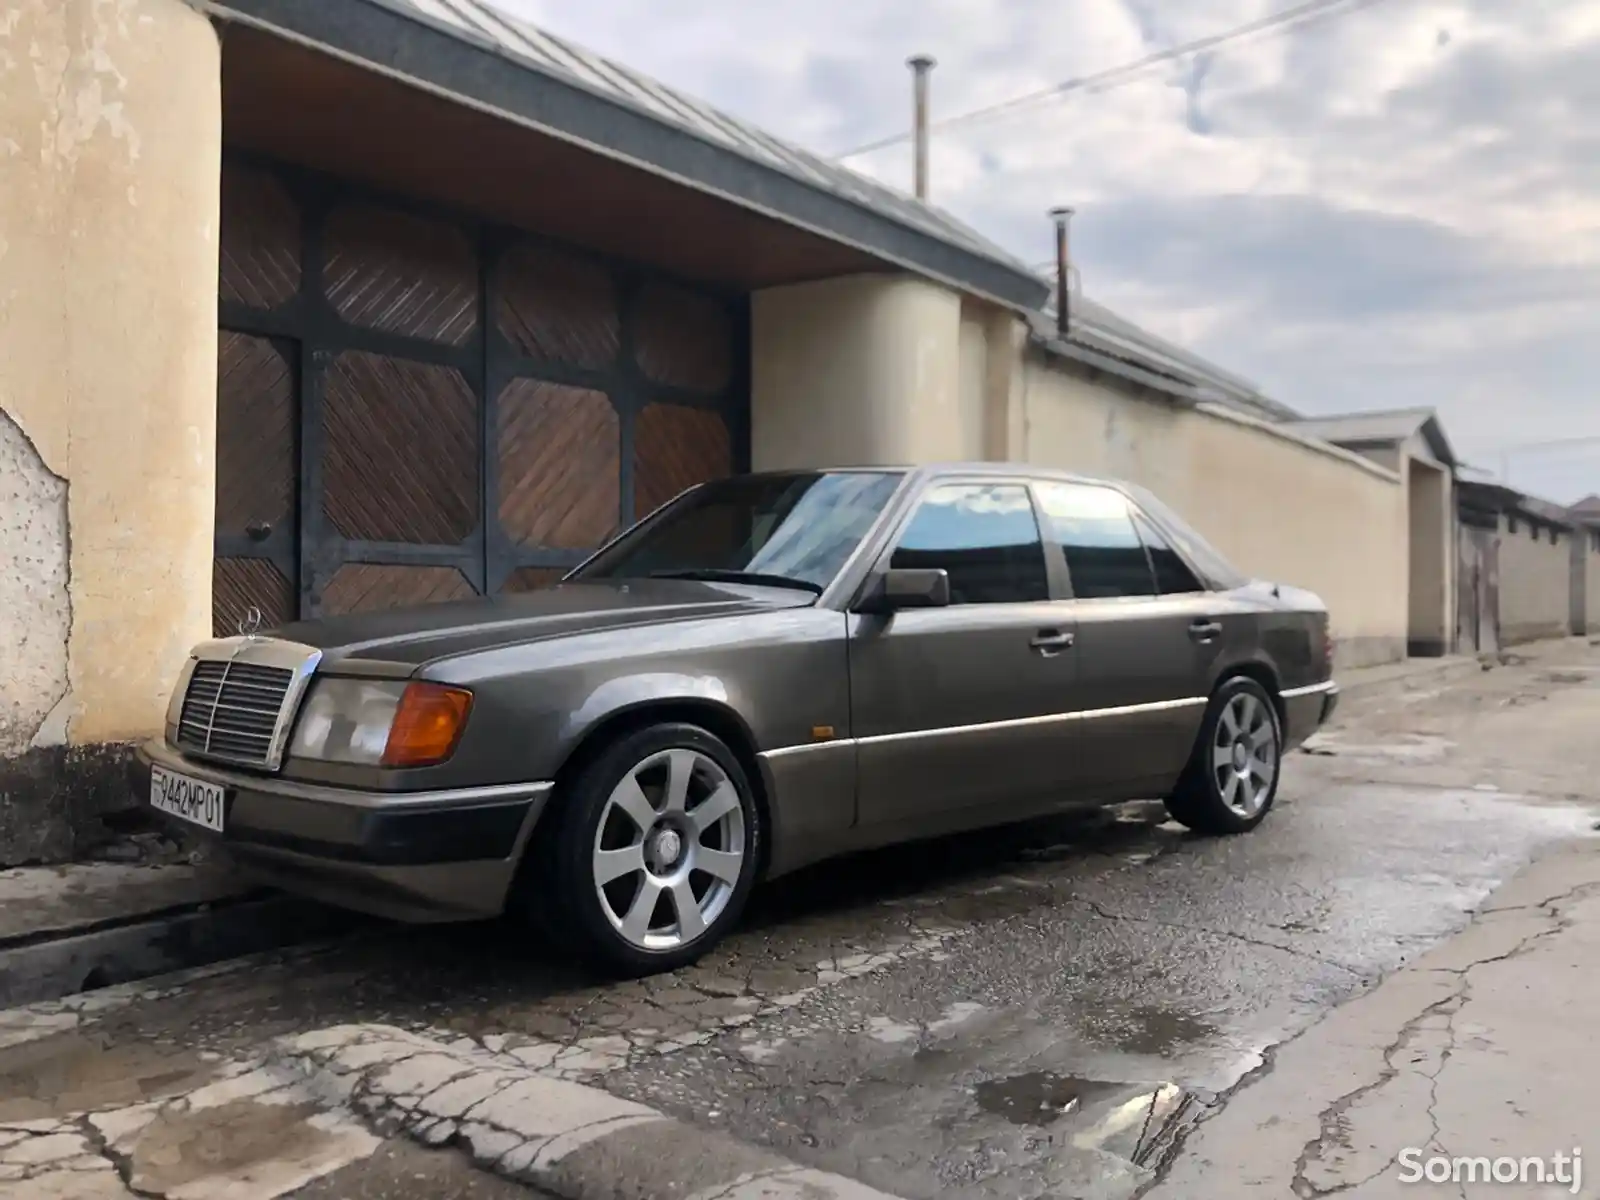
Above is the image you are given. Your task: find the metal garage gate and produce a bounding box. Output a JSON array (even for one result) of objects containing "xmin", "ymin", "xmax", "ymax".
[{"xmin": 211, "ymin": 153, "xmax": 750, "ymax": 635}]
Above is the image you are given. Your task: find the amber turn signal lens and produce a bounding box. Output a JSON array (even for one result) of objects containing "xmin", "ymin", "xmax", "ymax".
[{"xmin": 381, "ymin": 682, "xmax": 473, "ymax": 768}]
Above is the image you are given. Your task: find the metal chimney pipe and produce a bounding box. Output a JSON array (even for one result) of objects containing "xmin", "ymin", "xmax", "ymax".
[
  {"xmin": 1049, "ymin": 206, "xmax": 1074, "ymax": 337},
  {"xmin": 908, "ymin": 54, "xmax": 936, "ymax": 200}
]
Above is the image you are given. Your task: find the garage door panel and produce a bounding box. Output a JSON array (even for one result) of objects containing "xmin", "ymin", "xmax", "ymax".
[
  {"xmin": 213, "ymin": 558, "xmax": 296, "ymax": 637},
  {"xmin": 633, "ymin": 281, "xmax": 733, "ymax": 393},
  {"xmin": 322, "ymin": 352, "xmax": 480, "ymax": 546},
  {"xmin": 220, "ymin": 163, "xmax": 302, "ymax": 310},
  {"xmin": 324, "ymin": 204, "xmax": 479, "ymax": 347},
  {"xmin": 320, "ymin": 564, "xmax": 477, "ymax": 617},
  {"xmin": 633, "ymin": 404, "xmax": 732, "ymax": 520},
  {"xmin": 502, "ymin": 567, "xmax": 568, "ymax": 593},
  {"xmin": 497, "ymin": 242, "xmax": 620, "ymax": 368},
  {"xmin": 216, "ymin": 332, "xmax": 297, "ymax": 539},
  {"xmin": 497, "ymin": 380, "xmax": 620, "ymax": 550}
]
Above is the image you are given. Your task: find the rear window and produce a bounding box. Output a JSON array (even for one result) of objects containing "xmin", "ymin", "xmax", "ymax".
[{"xmin": 1123, "ymin": 485, "xmax": 1248, "ymax": 590}]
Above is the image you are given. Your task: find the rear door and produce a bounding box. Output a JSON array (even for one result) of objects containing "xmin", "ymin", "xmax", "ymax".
[
  {"xmin": 849, "ymin": 480, "xmax": 1079, "ymax": 829},
  {"xmin": 1033, "ymin": 481, "xmax": 1221, "ymax": 799}
]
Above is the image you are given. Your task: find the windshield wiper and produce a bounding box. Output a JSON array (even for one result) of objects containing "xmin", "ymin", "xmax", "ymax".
[{"xmin": 649, "ymin": 569, "xmax": 823, "ymax": 594}]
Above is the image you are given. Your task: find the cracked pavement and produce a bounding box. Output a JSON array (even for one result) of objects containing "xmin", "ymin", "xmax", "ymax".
[{"xmin": 2, "ymin": 642, "xmax": 1600, "ymax": 1199}]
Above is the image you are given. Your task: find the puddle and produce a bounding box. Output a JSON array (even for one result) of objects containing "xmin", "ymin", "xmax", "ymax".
[
  {"xmin": 975, "ymin": 1071, "xmax": 1125, "ymax": 1126},
  {"xmin": 973, "ymin": 1072, "xmax": 1210, "ymax": 1171},
  {"xmin": 1098, "ymin": 1004, "xmax": 1217, "ymax": 1057}
]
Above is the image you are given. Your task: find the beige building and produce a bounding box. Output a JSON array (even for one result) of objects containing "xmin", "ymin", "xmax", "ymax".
[
  {"xmin": 0, "ymin": 0, "xmax": 1471, "ymax": 862},
  {"xmin": 1285, "ymin": 410, "xmax": 1458, "ymax": 659},
  {"xmin": 1452, "ymin": 481, "xmax": 1599, "ymax": 653}
]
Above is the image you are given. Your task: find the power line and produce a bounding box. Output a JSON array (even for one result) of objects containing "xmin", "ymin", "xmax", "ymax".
[{"xmin": 835, "ymin": 0, "xmax": 1399, "ymax": 159}]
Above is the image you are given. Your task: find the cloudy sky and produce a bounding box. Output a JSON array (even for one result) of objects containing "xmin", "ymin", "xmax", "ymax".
[{"xmin": 496, "ymin": 0, "xmax": 1597, "ymax": 501}]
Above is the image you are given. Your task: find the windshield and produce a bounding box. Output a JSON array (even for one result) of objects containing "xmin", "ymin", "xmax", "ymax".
[
  {"xmin": 573, "ymin": 471, "xmax": 906, "ymax": 592},
  {"xmin": 1125, "ymin": 484, "xmax": 1249, "ymax": 590}
]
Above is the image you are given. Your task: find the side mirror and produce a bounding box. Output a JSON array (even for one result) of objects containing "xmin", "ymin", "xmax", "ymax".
[{"xmin": 859, "ymin": 567, "xmax": 950, "ymax": 613}]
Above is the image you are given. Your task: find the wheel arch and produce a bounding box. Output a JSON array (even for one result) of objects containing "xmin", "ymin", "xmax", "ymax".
[
  {"xmin": 1214, "ymin": 658, "xmax": 1286, "ymax": 732},
  {"xmin": 547, "ymin": 698, "xmax": 776, "ymax": 879}
]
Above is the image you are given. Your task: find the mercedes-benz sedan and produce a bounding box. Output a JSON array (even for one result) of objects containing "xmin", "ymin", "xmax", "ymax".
[{"xmin": 140, "ymin": 464, "xmax": 1339, "ymax": 975}]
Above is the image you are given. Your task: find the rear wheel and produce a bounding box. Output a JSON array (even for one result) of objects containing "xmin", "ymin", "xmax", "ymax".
[
  {"xmin": 529, "ymin": 722, "xmax": 762, "ymax": 976},
  {"xmin": 1164, "ymin": 676, "xmax": 1282, "ymax": 835}
]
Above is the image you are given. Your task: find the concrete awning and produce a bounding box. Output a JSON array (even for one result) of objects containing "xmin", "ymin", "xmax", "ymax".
[{"xmin": 202, "ymin": 0, "xmax": 1049, "ymax": 310}]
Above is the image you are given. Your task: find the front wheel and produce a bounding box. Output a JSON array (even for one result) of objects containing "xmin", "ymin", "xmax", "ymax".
[
  {"xmin": 1164, "ymin": 677, "xmax": 1282, "ymax": 835},
  {"xmin": 529, "ymin": 722, "xmax": 763, "ymax": 977}
]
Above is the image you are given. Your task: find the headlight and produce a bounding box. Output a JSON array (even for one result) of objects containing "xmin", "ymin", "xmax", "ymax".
[{"xmin": 289, "ymin": 679, "xmax": 473, "ymax": 768}]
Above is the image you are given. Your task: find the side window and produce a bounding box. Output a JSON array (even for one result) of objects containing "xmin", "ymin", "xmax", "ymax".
[
  {"xmin": 889, "ymin": 483, "xmax": 1049, "ymax": 605},
  {"xmin": 1132, "ymin": 512, "xmax": 1206, "ymax": 595},
  {"xmin": 1035, "ymin": 482, "xmax": 1155, "ymax": 599}
]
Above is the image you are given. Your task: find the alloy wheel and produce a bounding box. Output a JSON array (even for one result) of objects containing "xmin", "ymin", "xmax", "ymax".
[
  {"xmin": 1210, "ymin": 691, "xmax": 1279, "ymax": 818},
  {"xmin": 590, "ymin": 747, "xmax": 746, "ymax": 951}
]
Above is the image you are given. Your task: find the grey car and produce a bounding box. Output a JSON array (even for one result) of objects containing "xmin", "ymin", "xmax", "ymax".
[{"xmin": 139, "ymin": 464, "xmax": 1338, "ymax": 975}]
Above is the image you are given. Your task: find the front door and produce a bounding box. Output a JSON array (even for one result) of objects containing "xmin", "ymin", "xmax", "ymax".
[
  {"xmin": 850, "ymin": 481, "xmax": 1078, "ymax": 829},
  {"xmin": 1033, "ymin": 481, "xmax": 1218, "ymax": 799}
]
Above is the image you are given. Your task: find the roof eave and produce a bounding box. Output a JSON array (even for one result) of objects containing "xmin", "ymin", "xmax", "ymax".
[
  {"xmin": 1027, "ymin": 321, "xmax": 1205, "ymax": 406},
  {"xmin": 1418, "ymin": 416, "xmax": 1458, "ymax": 469},
  {"xmin": 202, "ymin": 0, "xmax": 1050, "ymax": 312}
]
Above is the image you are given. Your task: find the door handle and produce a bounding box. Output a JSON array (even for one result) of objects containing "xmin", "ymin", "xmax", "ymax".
[
  {"xmin": 1189, "ymin": 619, "xmax": 1223, "ymax": 643},
  {"xmin": 1031, "ymin": 629, "xmax": 1075, "ymax": 655}
]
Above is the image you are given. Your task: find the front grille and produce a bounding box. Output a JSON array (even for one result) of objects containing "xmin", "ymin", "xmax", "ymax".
[{"xmin": 176, "ymin": 659, "xmax": 295, "ymax": 767}]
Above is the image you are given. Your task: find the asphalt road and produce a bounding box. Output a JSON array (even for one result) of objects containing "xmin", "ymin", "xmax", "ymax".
[{"xmin": 5, "ymin": 643, "xmax": 1599, "ymax": 1200}]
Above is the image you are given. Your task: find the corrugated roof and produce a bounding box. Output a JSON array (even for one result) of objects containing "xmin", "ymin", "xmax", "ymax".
[
  {"xmin": 1288, "ymin": 408, "xmax": 1435, "ymax": 444},
  {"xmin": 1289, "ymin": 407, "xmax": 1457, "ymax": 468},
  {"xmin": 389, "ymin": 0, "xmax": 1032, "ymax": 276}
]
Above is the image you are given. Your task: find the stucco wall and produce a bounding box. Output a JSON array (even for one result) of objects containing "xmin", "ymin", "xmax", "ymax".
[
  {"xmin": 0, "ymin": 0, "xmax": 221, "ymax": 862},
  {"xmin": 750, "ymin": 274, "xmax": 969, "ymax": 469},
  {"xmin": 1585, "ymin": 531, "xmax": 1600, "ymax": 633},
  {"xmin": 1020, "ymin": 351, "xmax": 1409, "ymax": 667},
  {"xmin": 1497, "ymin": 515, "xmax": 1573, "ymax": 645},
  {"xmin": 1406, "ymin": 458, "xmax": 1452, "ymax": 654}
]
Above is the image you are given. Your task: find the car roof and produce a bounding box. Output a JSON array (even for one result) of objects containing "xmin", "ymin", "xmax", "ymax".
[{"xmin": 732, "ymin": 462, "xmax": 1132, "ymax": 492}]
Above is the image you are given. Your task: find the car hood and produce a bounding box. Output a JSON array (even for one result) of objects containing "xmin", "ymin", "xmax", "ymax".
[{"xmin": 270, "ymin": 578, "xmax": 816, "ymax": 669}]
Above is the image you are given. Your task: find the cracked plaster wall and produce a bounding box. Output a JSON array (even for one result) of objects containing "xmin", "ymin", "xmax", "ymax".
[
  {"xmin": 0, "ymin": 2, "xmax": 219, "ymax": 752},
  {"xmin": 0, "ymin": 0, "xmax": 220, "ymax": 859},
  {"xmin": 0, "ymin": 414, "xmax": 69, "ymax": 760}
]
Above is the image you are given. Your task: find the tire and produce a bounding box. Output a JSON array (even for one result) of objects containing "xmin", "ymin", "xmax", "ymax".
[
  {"xmin": 526, "ymin": 722, "xmax": 763, "ymax": 977},
  {"xmin": 1164, "ymin": 676, "xmax": 1283, "ymax": 836}
]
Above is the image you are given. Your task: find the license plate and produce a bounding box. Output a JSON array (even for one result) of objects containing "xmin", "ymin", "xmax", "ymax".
[{"xmin": 149, "ymin": 765, "xmax": 227, "ymax": 833}]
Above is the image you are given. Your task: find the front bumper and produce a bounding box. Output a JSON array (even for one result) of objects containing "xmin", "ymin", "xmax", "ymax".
[
  {"xmin": 137, "ymin": 739, "xmax": 554, "ymax": 923},
  {"xmin": 1281, "ymin": 679, "xmax": 1339, "ymax": 749}
]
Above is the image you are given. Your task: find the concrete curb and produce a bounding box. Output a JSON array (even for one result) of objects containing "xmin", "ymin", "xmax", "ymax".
[
  {"xmin": 275, "ymin": 1024, "xmax": 908, "ymax": 1200},
  {"xmin": 0, "ymin": 889, "xmax": 363, "ymax": 1007}
]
